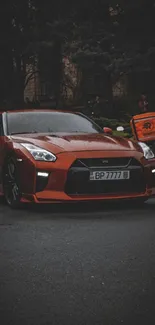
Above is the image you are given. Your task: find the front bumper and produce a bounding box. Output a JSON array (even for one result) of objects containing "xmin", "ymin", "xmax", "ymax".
[
  {"xmin": 21, "ymin": 191, "xmax": 152, "ymax": 204},
  {"xmin": 18, "ymin": 151, "xmax": 155, "ymax": 203}
]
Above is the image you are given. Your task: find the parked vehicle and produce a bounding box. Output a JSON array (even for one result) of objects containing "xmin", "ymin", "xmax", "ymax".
[{"xmin": 0, "ymin": 109, "xmax": 155, "ymax": 208}]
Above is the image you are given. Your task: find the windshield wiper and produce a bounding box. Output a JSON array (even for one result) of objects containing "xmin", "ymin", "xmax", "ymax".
[{"xmin": 10, "ymin": 131, "xmax": 38, "ymax": 135}]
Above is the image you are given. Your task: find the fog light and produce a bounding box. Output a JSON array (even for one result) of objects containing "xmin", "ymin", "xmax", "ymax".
[
  {"xmin": 37, "ymin": 172, "xmax": 49, "ymax": 177},
  {"xmin": 152, "ymin": 169, "xmax": 155, "ymax": 173}
]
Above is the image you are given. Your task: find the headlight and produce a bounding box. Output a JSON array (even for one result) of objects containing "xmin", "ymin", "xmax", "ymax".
[
  {"xmin": 21, "ymin": 143, "xmax": 57, "ymax": 162},
  {"xmin": 138, "ymin": 142, "xmax": 154, "ymax": 159}
]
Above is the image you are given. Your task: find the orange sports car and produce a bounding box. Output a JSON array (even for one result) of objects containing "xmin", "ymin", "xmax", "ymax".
[{"xmin": 0, "ymin": 109, "xmax": 155, "ymax": 208}]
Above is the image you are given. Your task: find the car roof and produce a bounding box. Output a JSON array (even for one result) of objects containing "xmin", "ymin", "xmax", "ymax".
[{"xmin": 3, "ymin": 109, "xmax": 79, "ymax": 114}]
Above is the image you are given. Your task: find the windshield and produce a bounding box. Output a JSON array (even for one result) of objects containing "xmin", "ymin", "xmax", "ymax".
[{"xmin": 7, "ymin": 111, "xmax": 103, "ymax": 135}]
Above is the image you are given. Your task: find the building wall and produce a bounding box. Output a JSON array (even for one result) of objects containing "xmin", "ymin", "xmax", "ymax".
[
  {"xmin": 24, "ymin": 56, "xmax": 128, "ymax": 104},
  {"xmin": 24, "ymin": 62, "xmax": 40, "ymax": 102},
  {"xmin": 112, "ymin": 75, "xmax": 128, "ymax": 97},
  {"xmin": 62, "ymin": 56, "xmax": 82, "ymax": 103}
]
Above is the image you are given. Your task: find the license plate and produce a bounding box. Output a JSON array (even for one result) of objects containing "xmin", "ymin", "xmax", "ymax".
[{"xmin": 90, "ymin": 170, "xmax": 130, "ymax": 181}]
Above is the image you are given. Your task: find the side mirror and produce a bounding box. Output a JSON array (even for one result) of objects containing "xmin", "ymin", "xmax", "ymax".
[
  {"xmin": 116, "ymin": 126, "xmax": 124, "ymax": 132},
  {"xmin": 103, "ymin": 127, "xmax": 113, "ymax": 135}
]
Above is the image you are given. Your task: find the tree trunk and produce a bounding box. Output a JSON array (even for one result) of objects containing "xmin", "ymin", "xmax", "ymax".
[
  {"xmin": 14, "ymin": 55, "xmax": 25, "ymax": 107},
  {"xmin": 52, "ymin": 37, "xmax": 63, "ymax": 107}
]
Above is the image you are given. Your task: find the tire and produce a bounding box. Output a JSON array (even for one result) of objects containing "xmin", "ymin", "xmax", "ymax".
[{"xmin": 3, "ymin": 156, "xmax": 22, "ymax": 209}]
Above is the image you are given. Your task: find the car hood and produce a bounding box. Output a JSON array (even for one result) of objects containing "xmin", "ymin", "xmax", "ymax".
[{"xmin": 11, "ymin": 133, "xmax": 137, "ymax": 154}]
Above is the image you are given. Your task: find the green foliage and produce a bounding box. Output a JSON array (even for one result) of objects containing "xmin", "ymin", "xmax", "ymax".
[
  {"xmin": 112, "ymin": 130, "xmax": 130, "ymax": 138},
  {"xmin": 93, "ymin": 116, "xmax": 129, "ymax": 129},
  {"xmin": 93, "ymin": 116, "xmax": 132, "ymax": 138}
]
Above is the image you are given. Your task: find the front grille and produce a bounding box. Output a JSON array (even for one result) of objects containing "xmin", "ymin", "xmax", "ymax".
[
  {"xmin": 65, "ymin": 157, "xmax": 146, "ymax": 196},
  {"xmin": 71, "ymin": 157, "xmax": 140, "ymax": 168}
]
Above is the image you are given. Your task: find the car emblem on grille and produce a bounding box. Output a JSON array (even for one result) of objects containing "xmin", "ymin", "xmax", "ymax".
[{"xmin": 102, "ymin": 160, "xmax": 109, "ymax": 164}]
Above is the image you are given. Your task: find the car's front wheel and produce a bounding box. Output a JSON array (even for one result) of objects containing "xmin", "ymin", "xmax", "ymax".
[{"xmin": 3, "ymin": 156, "xmax": 22, "ymax": 209}]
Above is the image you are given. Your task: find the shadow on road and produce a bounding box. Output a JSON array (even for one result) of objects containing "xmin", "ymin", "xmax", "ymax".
[
  {"xmin": 29, "ymin": 198, "xmax": 155, "ymax": 217},
  {"xmin": 1, "ymin": 196, "xmax": 155, "ymax": 221}
]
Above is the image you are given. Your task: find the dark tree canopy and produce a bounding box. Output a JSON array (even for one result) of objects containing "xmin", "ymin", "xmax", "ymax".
[{"xmin": 0, "ymin": 0, "xmax": 155, "ymax": 109}]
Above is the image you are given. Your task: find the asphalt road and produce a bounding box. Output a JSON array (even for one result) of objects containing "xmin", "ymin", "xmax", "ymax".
[{"xmin": 0, "ymin": 199, "xmax": 155, "ymax": 325}]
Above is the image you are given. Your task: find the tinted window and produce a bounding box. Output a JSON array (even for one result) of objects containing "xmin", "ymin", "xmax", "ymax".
[{"xmin": 7, "ymin": 111, "xmax": 103, "ymax": 135}]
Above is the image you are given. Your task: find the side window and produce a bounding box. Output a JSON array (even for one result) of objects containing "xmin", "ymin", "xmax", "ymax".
[{"xmin": 0, "ymin": 115, "xmax": 4, "ymax": 136}]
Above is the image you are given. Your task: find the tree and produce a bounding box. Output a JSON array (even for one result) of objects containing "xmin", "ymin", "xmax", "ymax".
[
  {"xmin": 1, "ymin": 0, "xmax": 155, "ymax": 109},
  {"xmin": 0, "ymin": 0, "xmax": 40, "ymax": 106}
]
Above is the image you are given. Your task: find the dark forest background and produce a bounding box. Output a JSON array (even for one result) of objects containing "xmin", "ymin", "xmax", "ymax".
[{"xmin": 0, "ymin": 0, "xmax": 155, "ymax": 121}]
